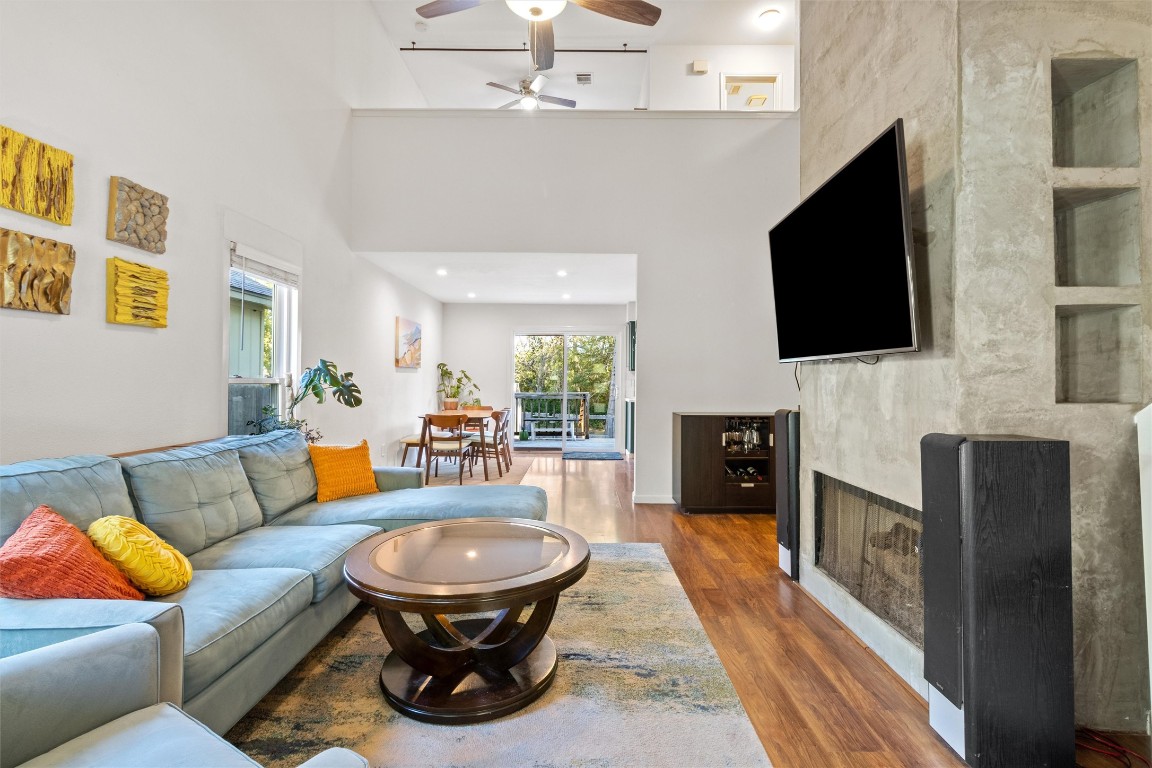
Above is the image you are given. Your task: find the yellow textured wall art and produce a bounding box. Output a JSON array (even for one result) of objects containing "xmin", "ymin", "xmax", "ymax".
[
  {"xmin": 106, "ymin": 257, "xmax": 168, "ymax": 328},
  {"xmin": 0, "ymin": 126, "xmax": 75, "ymax": 225},
  {"xmin": 1, "ymin": 228, "xmax": 76, "ymax": 314},
  {"xmin": 107, "ymin": 176, "xmax": 169, "ymax": 254}
]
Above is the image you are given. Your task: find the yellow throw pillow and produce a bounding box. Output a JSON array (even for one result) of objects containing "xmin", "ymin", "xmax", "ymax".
[
  {"xmin": 87, "ymin": 516, "xmax": 193, "ymax": 597},
  {"xmin": 308, "ymin": 439, "xmax": 379, "ymax": 503}
]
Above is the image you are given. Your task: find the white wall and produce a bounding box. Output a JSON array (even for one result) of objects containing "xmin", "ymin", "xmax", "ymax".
[
  {"xmin": 649, "ymin": 45, "xmax": 796, "ymax": 111},
  {"xmin": 0, "ymin": 0, "xmax": 433, "ymax": 462},
  {"xmin": 346, "ymin": 110, "xmax": 801, "ymax": 501}
]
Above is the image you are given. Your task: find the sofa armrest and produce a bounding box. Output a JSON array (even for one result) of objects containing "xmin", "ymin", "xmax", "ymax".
[
  {"xmin": 372, "ymin": 466, "xmax": 423, "ymax": 492},
  {"xmin": 296, "ymin": 748, "xmax": 371, "ymax": 768},
  {"xmin": 0, "ymin": 624, "xmax": 162, "ymax": 768},
  {"xmin": 0, "ymin": 597, "xmax": 184, "ymax": 706}
]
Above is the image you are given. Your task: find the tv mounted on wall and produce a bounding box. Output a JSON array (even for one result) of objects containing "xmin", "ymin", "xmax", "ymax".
[{"xmin": 768, "ymin": 118, "xmax": 921, "ymax": 363}]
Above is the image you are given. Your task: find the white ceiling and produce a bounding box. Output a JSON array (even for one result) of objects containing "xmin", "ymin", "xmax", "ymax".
[
  {"xmin": 371, "ymin": 0, "xmax": 797, "ymax": 110},
  {"xmin": 361, "ymin": 252, "xmax": 639, "ymax": 304},
  {"xmin": 363, "ymin": 1, "xmax": 792, "ymax": 304}
]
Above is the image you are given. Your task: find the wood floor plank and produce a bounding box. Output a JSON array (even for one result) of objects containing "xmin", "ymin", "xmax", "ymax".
[{"xmin": 516, "ymin": 450, "xmax": 1147, "ymax": 768}]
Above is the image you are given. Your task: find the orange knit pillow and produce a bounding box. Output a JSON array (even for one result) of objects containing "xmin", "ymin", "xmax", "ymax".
[
  {"xmin": 308, "ymin": 439, "xmax": 378, "ymax": 503},
  {"xmin": 0, "ymin": 505, "xmax": 144, "ymax": 600}
]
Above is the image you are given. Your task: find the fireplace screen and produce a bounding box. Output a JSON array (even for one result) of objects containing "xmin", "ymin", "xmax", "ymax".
[{"xmin": 814, "ymin": 472, "xmax": 924, "ymax": 647}]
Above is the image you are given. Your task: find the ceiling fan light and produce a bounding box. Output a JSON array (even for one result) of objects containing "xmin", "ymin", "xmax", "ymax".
[
  {"xmin": 505, "ymin": 0, "xmax": 566, "ymax": 21},
  {"xmin": 520, "ymin": 94, "xmax": 540, "ymax": 109}
]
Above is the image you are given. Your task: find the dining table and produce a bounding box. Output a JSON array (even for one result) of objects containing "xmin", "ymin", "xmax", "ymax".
[{"xmin": 419, "ymin": 409, "xmax": 498, "ymax": 481}]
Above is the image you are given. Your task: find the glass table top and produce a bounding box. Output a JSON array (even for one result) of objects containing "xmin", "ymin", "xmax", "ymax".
[{"xmin": 372, "ymin": 521, "xmax": 569, "ymax": 585}]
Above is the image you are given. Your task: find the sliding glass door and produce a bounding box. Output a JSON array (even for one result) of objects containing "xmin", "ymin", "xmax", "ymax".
[{"xmin": 513, "ymin": 332, "xmax": 617, "ymax": 453}]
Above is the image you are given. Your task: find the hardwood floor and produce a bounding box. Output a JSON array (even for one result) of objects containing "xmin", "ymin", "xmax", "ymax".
[{"xmin": 518, "ymin": 450, "xmax": 1149, "ymax": 768}]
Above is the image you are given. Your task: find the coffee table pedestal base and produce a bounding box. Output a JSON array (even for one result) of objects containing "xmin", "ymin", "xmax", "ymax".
[{"xmin": 379, "ymin": 622, "xmax": 557, "ymax": 724}]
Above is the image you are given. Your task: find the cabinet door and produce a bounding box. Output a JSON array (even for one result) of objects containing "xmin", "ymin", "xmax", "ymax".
[{"xmin": 677, "ymin": 415, "xmax": 724, "ymax": 509}]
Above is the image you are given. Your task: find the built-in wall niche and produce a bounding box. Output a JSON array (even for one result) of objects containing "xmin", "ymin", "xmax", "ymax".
[
  {"xmin": 1055, "ymin": 304, "xmax": 1142, "ymax": 404},
  {"xmin": 1054, "ymin": 187, "xmax": 1142, "ymax": 286},
  {"xmin": 1051, "ymin": 58, "xmax": 1140, "ymax": 168}
]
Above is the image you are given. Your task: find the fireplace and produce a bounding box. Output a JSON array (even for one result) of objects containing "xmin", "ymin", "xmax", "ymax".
[{"xmin": 814, "ymin": 472, "xmax": 924, "ymax": 647}]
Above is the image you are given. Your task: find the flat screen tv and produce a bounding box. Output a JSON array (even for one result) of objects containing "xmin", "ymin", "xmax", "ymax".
[{"xmin": 768, "ymin": 118, "xmax": 920, "ymax": 363}]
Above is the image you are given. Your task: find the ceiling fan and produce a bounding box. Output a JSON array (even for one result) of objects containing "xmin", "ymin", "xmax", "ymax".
[
  {"xmin": 487, "ymin": 74, "xmax": 575, "ymax": 109},
  {"xmin": 414, "ymin": 0, "xmax": 662, "ymax": 72}
]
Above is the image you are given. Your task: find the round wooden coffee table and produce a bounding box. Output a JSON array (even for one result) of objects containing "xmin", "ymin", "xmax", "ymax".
[{"xmin": 343, "ymin": 517, "xmax": 590, "ymax": 724}]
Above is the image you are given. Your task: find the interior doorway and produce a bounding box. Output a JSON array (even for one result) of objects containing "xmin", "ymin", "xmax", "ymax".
[{"xmin": 513, "ymin": 332, "xmax": 619, "ymax": 454}]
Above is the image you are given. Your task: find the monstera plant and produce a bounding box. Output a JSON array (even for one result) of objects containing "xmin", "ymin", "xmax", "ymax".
[
  {"xmin": 288, "ymin": 359, "xmax": 363, "ymax": 418},
  {"xmin": 248, "ymin": 359, "xmax": 362, "ymax": 443}
]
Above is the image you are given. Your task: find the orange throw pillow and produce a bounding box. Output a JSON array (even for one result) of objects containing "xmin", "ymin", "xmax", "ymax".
[
  {"xmin": 0, "ymin": 505, "xmax": 144, "ymax": 600},
  {"xmin": 308, "ymin": 439, "xmax": 378, "ymax": 503}
]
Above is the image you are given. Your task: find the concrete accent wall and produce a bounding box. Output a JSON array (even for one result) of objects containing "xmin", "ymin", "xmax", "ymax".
[
  {"xmin": 954, "ymin": 0, "xmax": 1152, "ymax": 730},
  {"xmin": 796, "ymin": 0, "xmax": 962, "ymax": 700},
  {"xmin": 798, "ymin": 0, "xmax": 1152, "ymax": 731}
]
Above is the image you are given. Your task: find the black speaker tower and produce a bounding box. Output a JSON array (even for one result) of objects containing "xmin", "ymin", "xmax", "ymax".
[
  {"xmin": 774, "ymin": 409, "xmax": 800, "ymax": 580},
  {"xmin": 920, "ymin": 433, "xmax": 1074, "ymax": 768}
]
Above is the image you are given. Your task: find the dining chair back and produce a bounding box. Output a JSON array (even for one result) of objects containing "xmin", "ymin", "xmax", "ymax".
[
  {"xmin": 422, "ymin": 413, "xmax": 474, "ymax": 485},
  {"xmin": 473, "ymin": 408, "xmax": 508, "ymax": 479}
]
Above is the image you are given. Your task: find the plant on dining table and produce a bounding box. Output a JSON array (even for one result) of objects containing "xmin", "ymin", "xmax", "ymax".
[{"xmin": 436, "ymin": 362, "xmax": 480, "ymax": 408}]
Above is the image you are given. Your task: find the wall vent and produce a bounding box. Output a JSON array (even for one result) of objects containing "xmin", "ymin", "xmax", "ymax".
[{"xmin": 576, "ymin": 73, "xmax": 593, "ymax": 85}]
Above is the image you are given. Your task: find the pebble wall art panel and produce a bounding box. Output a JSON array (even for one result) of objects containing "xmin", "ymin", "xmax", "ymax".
[{"xmin": 107, "ymin": 176, "xmax": 169, "ymax": 254}]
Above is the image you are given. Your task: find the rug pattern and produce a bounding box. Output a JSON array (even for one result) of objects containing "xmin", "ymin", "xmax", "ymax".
[{"xmin": 226, "ymin": 543, "xmax": 771, "ymax": 767}]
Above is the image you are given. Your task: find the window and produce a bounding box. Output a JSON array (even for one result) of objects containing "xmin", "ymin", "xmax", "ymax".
[{"xmin": 226, "ymin": 241, "xmax": 300, "ymax": 435}]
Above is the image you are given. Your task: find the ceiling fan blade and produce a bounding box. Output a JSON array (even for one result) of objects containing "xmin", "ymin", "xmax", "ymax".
[
  {"xmin": 530, "ymin": 74, "xmax": 548, "ymax": 93},
  {"xmin": 498, "ymin": 99, "xmax": 521, "ymax": 109},
  {"xmin": 569, "ymin": 0, "xmax": 661, "ymax": 25},
  {"xmin": 539, "ymin": 94, "xmax": 576, "ymax": 108},
  {"xmin": 529, "ymin": 20, "xmax": 555, "ymax": 72},
  {"xmin": 415, "ymin": 0, "xmax": 482, "ymax": 18},
  {"xmin": 487, "ymin": 81, "xmax": 522, "ymax": 95}
]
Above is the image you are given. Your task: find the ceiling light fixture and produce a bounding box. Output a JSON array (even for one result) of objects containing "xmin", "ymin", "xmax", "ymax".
[
  {"xmin": 756, "ymin": 8, "xmax": 782, "ymax": 30},
  {"xmin": 557, "ymin": 269, "xmax": 568, "ymax": 277},
  {"xmin": 505, "ymin": 0, "xmax": 567, "ymax": 21},
  {"xmin": 562, "ymin": 293, "xmax": 571, "ymax": 300},
  {"xmin": 520, "ymin": 94, "xmax": 539, "ymax": 110},
  {"xmin": 436, "ymin": 268, "xmax": 448, "ymax": 276},
  {"xmin": 467, "ymin": 292, "xmax": 477, "ymax": 298}
]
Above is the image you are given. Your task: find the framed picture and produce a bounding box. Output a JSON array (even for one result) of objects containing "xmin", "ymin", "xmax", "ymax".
[{"xmin": 395, "ymin": 317, "xmax": 421, "ymax": 369}]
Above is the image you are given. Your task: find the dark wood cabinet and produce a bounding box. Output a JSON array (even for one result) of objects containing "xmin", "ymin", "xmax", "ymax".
[{"xmin": 673, "ymin": 413, "xmax": 775, "ymax": 513}]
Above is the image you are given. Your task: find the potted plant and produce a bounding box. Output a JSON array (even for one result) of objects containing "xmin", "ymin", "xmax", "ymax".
[
  {"xmin": 248, "ymin": 359, "xmax": 362, "ymax": 444},
  {"xmin": 436, "ymin": 363, "xmax": 479, "ymax": 410}
]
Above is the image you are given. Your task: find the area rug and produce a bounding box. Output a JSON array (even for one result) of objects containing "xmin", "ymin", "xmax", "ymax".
[
  {"xmin": 226, "ymin": 543, "xmax": 771, "ymax": 768},
  {"xmin": 561, "ymin": 451, "xmax": 624, "ymax": 460}
]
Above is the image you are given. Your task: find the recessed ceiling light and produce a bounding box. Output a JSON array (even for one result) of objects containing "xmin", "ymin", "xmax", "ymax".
[
  {"xmin": 562, "ymin": 293, "xmax": 571, "ymax": 300},
  {"xmin": 557, "ymin": 270, "xmax": 568, "ymax": 277},
  {"xmin": 436, "ymin": 268, "xmax": 448, "ymax": 276},
  {"xmin": 756, "ymin": 8, "xmax": 782, "ymax": 30},
  {"xmin": 467, "ymin": 292, "xmax": 477, "ymax": 298}
]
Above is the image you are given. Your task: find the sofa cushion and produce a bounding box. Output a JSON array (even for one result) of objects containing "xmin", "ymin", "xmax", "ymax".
[
  {"xmin": 269, "ymin": 485, "xmax": 549, "ymax": 530},
  {"xmin": 308, "ymin": 440, "xmax": 378, "ymax": 503},
  {"xmin": 0, "ymin": 506, "xmax": 144, "ymax": 601},
  {"xmin": 118, "ymin": 446, "xmax": 262, "ymax": 556},
  {"xmin": 187, "ymin": 525, "xmax": 378, "ymax": 603},
  {"xmin": 87, "ymin": 516, "xmax": 193, "ymax": 597},
  {"xmin": 17, "ymin": 702, "xmax": 263, "ymax": 768},
  {"xmin": 0, "ymin": 455, "xmax": 135, "ymax": 547},
  {"xmin": 150, "ymin": 568, "xmax": 313, "ymax": 700},
  {"xmin": 223, "ymin": 430, "xmax": 318, "ymax": 523}
]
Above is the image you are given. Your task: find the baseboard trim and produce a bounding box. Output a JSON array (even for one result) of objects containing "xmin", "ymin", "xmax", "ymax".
[{"xmin": 633, "ymin": 494, "xmax": 675, "ymax": 504}]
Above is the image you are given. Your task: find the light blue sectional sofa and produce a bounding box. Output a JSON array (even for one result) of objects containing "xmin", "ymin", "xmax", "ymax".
[
  {"xmin": 0, "ymin": 623, "xmax": 368, "ymax": 768},
  {"xmin": 0, "ymin": 429, "xmax": 547, "ymax": 747}
]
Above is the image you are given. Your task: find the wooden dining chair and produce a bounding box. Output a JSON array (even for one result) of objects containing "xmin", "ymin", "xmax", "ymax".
[
  {"xmin": 421, "ymin": 413, "xmax": 474, "ymax": 485},
  {"xmin": 472, "ymin": 408, "xmax": 507, "ymax": 479}
]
